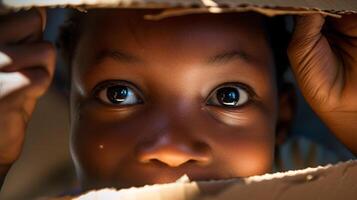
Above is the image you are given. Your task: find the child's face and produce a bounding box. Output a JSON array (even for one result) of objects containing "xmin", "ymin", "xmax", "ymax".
[{"xmin": 70, "ymin": 10, "xmax": 280, "ymax": 189}]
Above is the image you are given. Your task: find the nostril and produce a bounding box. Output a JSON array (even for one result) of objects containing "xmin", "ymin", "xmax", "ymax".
[
  {"xmin": 185, "ymin": 159, "xmax": 197, "ymax": 165},
  {"xmin": 148, "ymin": 158, "xmax": 170, "ymax": 167},
  {"xmin": 193, "ymin": 141, "xmax": 210, "ymax": 153},
  {"xmin": 147, "ymin": 158, "xmax": 200, "ymax": 168},
  {"xmin": 136, "ymin": 137, "xmax": 213, "ymax": 167}
]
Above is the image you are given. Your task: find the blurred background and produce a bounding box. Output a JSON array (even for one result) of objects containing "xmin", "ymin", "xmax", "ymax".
[{"xmin": 0, "ymin": 8, "xmax": 355, "ymax": 200}]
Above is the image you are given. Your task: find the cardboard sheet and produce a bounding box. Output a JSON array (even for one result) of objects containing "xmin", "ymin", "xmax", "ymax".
[
  {"xmin": 1, "ymin": 1, "xmax": 356, "ymax": 199},
  {"xmin": 47, "ymin": 160, "xmax": 357, "ymax": 200},
  {"xmin": 1, "ymin": 0, "xmax": 357, "ymax": 18}
]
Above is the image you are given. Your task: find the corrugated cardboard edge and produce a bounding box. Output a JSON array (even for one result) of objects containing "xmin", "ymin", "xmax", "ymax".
[
  {"xmin": 144, "ymin": 7, "xmax": 342, "ymax": 20},
  {"xmin": 203, "ymin": 159, "xmax": 357, "ymax": 200},
  {"xmin": 44, "ymin": 159, "xmax": 357, "ymax": 200},
  {"xmin": 1, "ymin": 0, "xmax": 357, "ymax": 18}
]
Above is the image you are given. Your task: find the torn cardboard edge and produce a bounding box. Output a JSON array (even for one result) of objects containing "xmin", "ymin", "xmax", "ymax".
[
  {"xmin": 47, "ymin": 159, "xmax": 357, "ymax": 200},
  {"xmin": 144, "ymin": 6, "xmax": 342, "ymax": 20},
  {"xmin": 1, "ymin": 0, "xmax": 357, "ymax": 19}
]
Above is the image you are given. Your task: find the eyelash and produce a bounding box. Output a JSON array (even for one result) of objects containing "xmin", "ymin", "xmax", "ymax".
[
  {"xmin": 92, "ymin": 80, "xmax": 257, "ymax": 108},
  {"xmin": 205, "ymin": 82, "xmax": 257, "ymax": 109},
  {"xmin": 92, "ymin": 80, "xmax": 144, "ymax": 106}
]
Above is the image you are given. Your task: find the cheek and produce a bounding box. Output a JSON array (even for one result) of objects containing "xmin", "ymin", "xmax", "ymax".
[
  {"xmin": 206, "ymin": 107, "xmax": 276, "ymax": 176},
  {"xmin": 70, "ymin": 101, "xmax": 147, "ymax": 179},
  {"xmin": 216, "ymin": 131, "xmax": 274, "ymax": 176}
]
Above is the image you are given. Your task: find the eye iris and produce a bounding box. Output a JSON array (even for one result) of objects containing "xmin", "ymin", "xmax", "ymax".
[
  {"xmin": 217, "ymin": 87, "xmax": 239, "ymax": 106},
  {"xmin": 106, "ymin": 85, "xmax": 128, "ymax": 104}
]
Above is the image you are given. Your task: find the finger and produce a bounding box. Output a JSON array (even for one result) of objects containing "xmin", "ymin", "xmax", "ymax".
[
  {"xmin": 324, "ymin": 15, "xmax": 357, "ymax": 89},
  {"xmin": 0, "ymin": 51, "xmax": 11, "ymax": 69},
  {"xmin": 0, "ymin": 69, "xmax": 52, "ymax": 98},
  {"xmin": 0, "ymin": 90, "xmax": 37, "ymax": 164},
  {"xmin": 288, "ymin": 14, "xmax": 326, "ymax": 67},
  {"xmin": 0, "ymin": 42, "xmax": 56, "ymax": 98},
  {"xmin": 327, "ymin": 14, "xmax": 357, "ymax": 37},
  {"xmin": 324, "ymin": 14, "xmax": 357, "ymax": 59},
  {"xmin": 0, "ymin": 8, "xmax": 44, "ymax": 44},
  {"xmin": 36, "ymin": 8, "xmax": 47, "ymax": 31},
  {"xmin": 0, "ymin": 71, "xmax": 31, "ymax": 98},
  {"xmin": 287, "ymin": 14, "xmax": 341, "ymax": 106},
  {"xmin": 289, "ymin": 14, "xmax": 325, "ymax": 49},
  {"xmin": 0, "ymin": 78, "xmax": 38, "ymax": 119},
  {"xmin": 0, "ymin": 42, "xmax": 56, "ymax": 77}
]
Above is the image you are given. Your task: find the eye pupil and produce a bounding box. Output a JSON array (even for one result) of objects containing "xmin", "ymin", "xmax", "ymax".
[
  {"xmin": 216, "ymin": 87, "xmax": 240, "ymax": 106},
  {"xmin": 107, "ymin": 85, "xmax": 128, "ymax": 104}
]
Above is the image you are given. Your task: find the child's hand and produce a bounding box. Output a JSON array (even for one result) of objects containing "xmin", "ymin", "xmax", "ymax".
[
  {"xmin": 288, "ymin": 14, "xmax": 357, "ymax": 154},
  {"xmin": 0, "ymin": 9, "xmax": 55, "ymax": 186}
]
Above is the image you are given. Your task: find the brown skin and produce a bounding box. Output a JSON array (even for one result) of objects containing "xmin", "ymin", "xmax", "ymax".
[
  {"xmin": 70, "ymin": 11, "xmax": 280, "ymax": 189},
  {"xmin": 288, "ymin": 14, "xmax": 357, "ymax": 154},
  {"xmin": 0, "ymin": 9, "xmax": 55, "ymax": 187},
  {"xmin": 0, "ymin": 9, "xmax": 356, "ymax": 191}
]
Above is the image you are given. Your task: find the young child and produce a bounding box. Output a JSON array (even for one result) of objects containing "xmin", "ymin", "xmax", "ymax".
[{"xmin": 0, "ymin": 8, "xmax": 356, "ymax": 192}]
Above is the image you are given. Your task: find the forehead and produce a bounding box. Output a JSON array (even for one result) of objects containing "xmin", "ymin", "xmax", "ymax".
[
  {"xmin": 83, "ymin": 9, "xmax": 267, "ymax": 32},
  {"xmin": 76, "ymin": 10, "xmax": 273, "ymax": 68}
]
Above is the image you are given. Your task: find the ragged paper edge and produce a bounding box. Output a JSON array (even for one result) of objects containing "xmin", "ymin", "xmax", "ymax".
[
  {"xmin": 46, "ymin": 159, "xmax": 357, "ymax": 200},
  {"xmin": 144, "ymin": 6, "xmax": 343, "ymax": 20},
  {"xmin": 1, "ymin": 0, "xmax": 357, "ymax": 18}
]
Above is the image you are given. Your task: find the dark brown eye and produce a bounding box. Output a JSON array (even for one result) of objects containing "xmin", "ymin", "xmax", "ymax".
[
  {"xmin": 106, "ymin": 85, "xmax": 129, "ymax": 104},
  {"xmin": 207, "ymin": 85, "xmax": 249, "ymax": 108},
  {"xmin": 216, "ymin": 87, "xmax": 240, "ymax": 106},
  {"xmin": 96, "ymin": 83, "xmax": 142, "ymax": 106}
]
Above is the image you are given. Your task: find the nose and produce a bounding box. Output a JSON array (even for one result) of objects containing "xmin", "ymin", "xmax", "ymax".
[{"xmin": 137, "ymin": 132, "xmax": 212, "ymax": 167}]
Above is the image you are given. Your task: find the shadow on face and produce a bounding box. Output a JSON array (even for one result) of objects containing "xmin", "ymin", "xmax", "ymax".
[{"xmin": 69, "ymin": 9, "xmax": 281, "ymax": 190}]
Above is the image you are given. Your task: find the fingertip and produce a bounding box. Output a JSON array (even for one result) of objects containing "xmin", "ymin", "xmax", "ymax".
[
  {"xmin": 0, "ymin": 51, "xmax": 12, "ymax": 70},
  {"xmin": 0, "ymin": 9, "xmax": 45, "ymax": 44},
  {"xmin": 0, "ymin": 42, "xmax": 57, "ymax": 76},
  {"xmin": 36, "ymin": 8, "xmax": 47, "ymax": 32},
  {"xmin": 294, "ymin": 13, "xmax": 325, "ymax": 26},
  {"xmin": 41, "ymin": 41, "xmax": 57, "ymax": 76},
  {"xmin": 291, "ymin": 14, "xmax": 326, "ymax": 39}
]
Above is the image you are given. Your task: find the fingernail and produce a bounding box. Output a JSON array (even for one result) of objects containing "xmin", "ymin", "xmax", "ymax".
[
  {"xmin": 0, "ymin": 51, "xmax": 12, "ymax": 69},
  {"xmin": 36, "ymin": 8, "xmax": 47, "ymax": 31}
]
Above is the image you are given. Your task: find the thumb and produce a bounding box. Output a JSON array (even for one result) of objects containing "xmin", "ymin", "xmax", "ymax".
[
  {"xmin": 288, "ymin": 14, "xmax": 326, "ymax": 63},
  {"xmin": 293, "ymin": 14, "xmax": 325, "ymax": 39},
  {"xmin": 287, "ymin": 14, "xmax": 341, "ymax": 109}
]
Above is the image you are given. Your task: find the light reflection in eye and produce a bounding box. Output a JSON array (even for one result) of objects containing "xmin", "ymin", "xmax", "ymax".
[
  {"xmin": 207, "ymin": 84, "xmax": 250, "ymax": 108},
  {"xmin": 95, "ymin": 82, "xmax": 143, "ymax": 106}
]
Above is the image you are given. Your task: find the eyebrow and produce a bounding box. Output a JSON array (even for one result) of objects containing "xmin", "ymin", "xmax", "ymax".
[
  {"xmin": 95, "ymin": 49, "xmax": 142, "ymax": 64},
  {"xmin": 95, "ymin": 49, "xmax": 250, "ymax": 66},
  {"xmin": 207, "ymin": 50, "xmax": 250, "ymax": 64}
]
